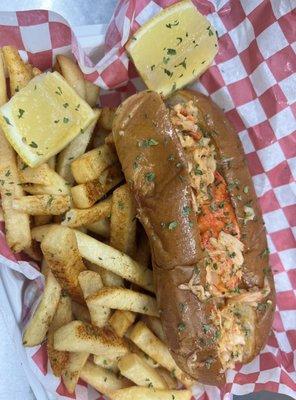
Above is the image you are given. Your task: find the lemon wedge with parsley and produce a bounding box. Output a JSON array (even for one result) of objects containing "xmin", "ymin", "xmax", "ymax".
[
  {"xmin": 126, "ymin": 0, "xmax": 218, "ymax": 97},
  {"xmin": 0, "ymin": 71, "xmax": 96, "ymax": 167}
]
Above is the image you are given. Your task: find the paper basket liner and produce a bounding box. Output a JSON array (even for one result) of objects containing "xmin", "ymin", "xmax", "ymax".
[{"xmin": 0, "ymin": 1, "xmax": 295, "ymax": 399}]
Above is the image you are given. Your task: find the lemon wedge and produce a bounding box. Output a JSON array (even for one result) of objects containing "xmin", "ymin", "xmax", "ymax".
[
  {"xmin": 126, "ymin": 0, "xmax": 218, "ymax": 97},
  {"xmin": 0, "ymin": 72, "xmax": 96, "ymax": 167}
]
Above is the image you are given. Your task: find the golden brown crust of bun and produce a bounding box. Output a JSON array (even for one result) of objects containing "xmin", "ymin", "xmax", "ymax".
[{"xmin": 113, "ymin": 89, "xmax": 275, "ymax": 385}]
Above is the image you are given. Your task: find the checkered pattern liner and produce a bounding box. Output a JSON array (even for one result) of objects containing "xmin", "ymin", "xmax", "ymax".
[{"xmin": 0, "ymin": 0, "xmax": 295, "ymax": 399}]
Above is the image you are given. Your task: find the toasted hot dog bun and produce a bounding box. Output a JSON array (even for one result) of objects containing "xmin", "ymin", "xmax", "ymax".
[{"xmin": 113, "ymin": 90, "xmax": 275, "ymax": 385}]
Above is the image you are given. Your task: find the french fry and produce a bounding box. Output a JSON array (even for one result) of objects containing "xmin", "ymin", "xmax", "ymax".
[
  {"xmin": 92, "ymin": 127, "xmax": 111, "ymax": 148},
  {"xmin": 23, "ymin": 271, "xmax": 61, "ymax": 346},
  {"xmin": 2, "ymin": 46, "xmax": 33, "ymax": 95},
  {"xmin": 47, "ymin": 155, "xmax": 56, "ymax": 170},
  {"xmin": 62, "ymin": 351, "xmax": 89, "ymax": 393},
  {"xmin": 71, "ymin": 144, "xmax": 118, "ymax": 184},
  {"xmin": 22, "ymin": 241, "xmax": 42, "ymax": 262},
  {"xmin": 104, "ymin": 132, "xmax": 114, "ymax": 145},
  {"xmin": 0, "ymin": 128, "xmax": 31, "ymax": 252},
  {"xmin": 141, "ymin": 316, "xmax": 166, "ymax": 343},
  {"xmin": 80, "ymin": 361, "xmax": 128, "ymax": 395},
  {"xmin": 57, "ymin": 109, "xmax": 100, "ymax": 184},
  {"xmin": 107, "ymin": 387, "xmax": 192, "ymax": 400},
  {"xmin": 0, "ymin": 206, "xmax": 4, "ymax": 221},
  {"xmin": 31, "ymin": 224, "xmax": 57, "ymax": 242},
  {"xmin": 54, "ymin": 321, "xmax": 129, "ymax": 358},
  {"xmin": 12, "ymin": 194, "xmax": 71, "ymax": 215},
  {"xmin": 72, "ymin": 301, "xmax": 91, "ymax": 323},
  {"xmin": 41, "ymin": 226, "xmax": 86, "ymax": 303},
  {"xmin": 93, "ymin": 354, "xmax": 119, "ymax": 373},
  {"xmin": 110, "ymin": 184, "xmax": 136, "ymax": 257},
  {"xmin": 157, "ymin": 368, "xmax": 178, "ymax": 389},
  {"xmin": 109, "ymin": 310, "xmax": 136, "ymax": 337},
  {"xmin": 79, "ymin": 270, "xmax": 111, "ymax": 327},
  {"xmin": 87, "ymin": 287, "xmax": 158, "ymax": 316},
  {"xmin": 127, "ymin": 341, "xmax": 160, "ymax": 369},
  {"xmin": 75, "ymin": 230, "xmax": 154, "ymax": 292},
  {"xmin": 34, "ymin": 215, "xmax": 52, "ymax": 226},
  {"xmin": 25, "ymin": 63, "xmax": 33, "ymax": 75},
  {"xmin": 118, "ymin": 353, "xmax": 168, "ymax": 389},
  {"xmin": 71, "ymin": 163, "xmax": 123, "ymax": 208},
  {"xmin": 32, "ymin": 66, "xmax": 42, "ymax": 76},
  {"xmin": 22, "ymin": 167, "xmax": 70, "ymax": 195},
  {"xmin": 62, "ymin": 197, "xmax": 111, "ymax": 228},
  {"xmin": 129, "ymin": 322, "xmax": 196, "ymax": 388},
  {"xmin": 99, "ymin": 107, "xmax": 116, "ymax": 130},
  {"xmin": 87, "ymin": 262, "xmax": 123, "ymax": 287},
  {"xmin": 41, "ymin": 258, "xmax": 49, "ymax": 276},
  {"xmin": 85, "ymin": 80, "xmax": 100, "ymax": 107},
  {"xmin": 17, "ymin": 160, "xmax": 52, "ymax": 185},
  {"xmin": 47, "ymin": 294, "xmax": 72, "ymax": 376},
  {"xmin": 0, "ymin": 49, "xmax": 7, "ymax": 105},
  {"xmin": 86, "ymin": 218, "xmax": 110, "ymax": 239},
  {"xmin": 55, "ymin": 55, "xmax": 86, "ymax": 99}
]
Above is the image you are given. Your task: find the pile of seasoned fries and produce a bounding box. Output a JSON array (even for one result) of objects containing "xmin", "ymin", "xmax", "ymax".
[{"xmin": 0, "ymin": 46, "xmax": 194, "ymax": 400}]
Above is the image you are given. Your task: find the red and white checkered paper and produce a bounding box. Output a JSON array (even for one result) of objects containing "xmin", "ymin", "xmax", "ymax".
[{"xmin": 0, "ymin": 0, "xmax": 295, "ymax": 399}]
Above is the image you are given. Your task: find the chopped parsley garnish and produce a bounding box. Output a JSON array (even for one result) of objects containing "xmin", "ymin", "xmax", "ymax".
[
  {"xmin": 150, "ymin": 65, "xmax": 155, "ymax": 71},
  {"xmin": 18, "ymin": 109, "xmax": 25, "ymax": 119},
  {"xmin": 203, "ymin": 324, "xmax": 211, "ymax": 333},
  {"xmin": 5, "ymin": 170, "xmax": 10, "ymax": 177},
  {"xmin": 177, "ymin": 322, "xmax": 186, "ymax": 332},
  {"xmin": 138, "ymin": 138, "xmax": 158, "ymax": 147},
  {"xmin": 20, "ymin": 163, "xmax": 28, "ymax": 171},
  {"xmin": 164, "ymin": 68, "xmax": 173, "ymax": 77},
  {"xmin": 194, "ymin": 165, "xmax": 203, "ymax": 175},
  {"xmin": 118, "ymin": 201, "xmax": 125, "ymax": 210},
  {"xmin": 201, "ymin": 60, "xmax": 206, "ymax": 64},
  {"xmin": 168, "ymin": 154, "xmax": 175, "ymax": 161},
  {"xmin": 176, "ymin": 37, "xmax": 183, "ymax": 45},
  {"xmin": 175, "ymin": 58, "xmax": 187, "ymax": 69},
  {"xmin": 263, "ymin": 266, "xmax": 270, "ymax": 275},
  {"xmin": 47, "ymin": 195, "xmax": 54, "ymax": 207},
  {"xmin": 182, "ymin": 205, "xmax": 190, "ymax": 217},
  {"xmin": 54, "ymin": 120, "xmax": 59, "ymax": 124},
  {"xmin": 166, "ymin": 20, "xmax": 179, "ymax": 28},
  {"xmin": 29, "ymin": 141, "xmax": 38, "ymax": 148},
  {"xmin": 243, "ymin": 186, "xmax": 249, "ymax": 194},
  {"xmin": 63, "ymin": 103, "xmax": 69, "ymax": 108},
  {"xmin": 63, "ymin": 117, "xmax": 69, "ymax": 123},
  {"xmin": 261, "ymin": 248, "xmax": 270, "ymax": 257},
  {"xmin": 207, "ymin": 26, "xmax": 214, "ymax": 36},
  {"xmin": 229, "ymin": 252, "xmax": 236, "ymax": 258},
  {"xmin": 80, "ymin": 128, "xmax": 85, "ymax": 134},
  {"xmin": 3, "ymin": 116, "xmax": 12, "ymax": 126},
  {"xmin": 172, "ymin": 82, "xmax": 177, "ymax": 92},
  {"xmin": 75, "ymin": 104, "xmax": 80, "ymax": 111},
  {"xmin": 210, "ymin": 202, "xmax": 218, "ymax": 211},
  {"xmin": 204, "ymin": 357, "xmax": 214, "ymax": 369},
  {"xmin": 145, "ymin": 172, "xmax": 155, "ymax": 182},
  {"xmin": 168, "ymin": 221, "xmax": 178, "ymax": 230},
  {"xmin": 55, "ymin": 86, "xmax": 63, "ymax": 95},
  {"xmin": 167, "ymin": 48, "xmax": 176, "ymax": 55}
]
